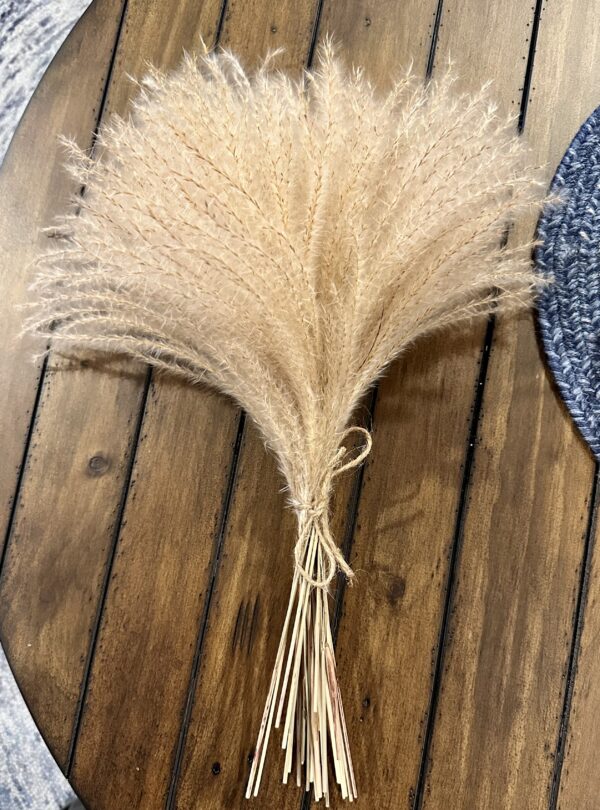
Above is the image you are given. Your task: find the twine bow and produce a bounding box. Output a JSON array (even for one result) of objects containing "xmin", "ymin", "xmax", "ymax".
[{"xmin": 292, "ymin": 426, "xmax": 372, "ymax": 589}]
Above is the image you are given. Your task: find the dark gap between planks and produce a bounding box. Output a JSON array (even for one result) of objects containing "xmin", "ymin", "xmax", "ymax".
[
  {"xmin": 0, "ymin": 0, "xmax": 130, "ymax": 585},
  {"xmin": 66, "ymin": 365, "xmax": 152, "ymax": 775},
  {"xmin": 549, "ymin": 463, "xmax": 600, "ymax": 809},
  {"xmin": 65, "ymin": 0, "xmax": 237, "ymax": 795},
  {"xmin": 164, "ymin": 1, "xmax": 331, "ymax": 806},
  {"xmin": 164, "ymin": 409, "xmax": 246, "ymax": 810},
  {"xmin": 0, "ymin": 0, "xmax": 133, "ymax": 772},
  {"xmin": 0, "ymin": 353, "xmax": 49, "ymax": 580},
  {"xmin": 298, "ymin": 3, "xmax": 448, "ymax": 808},
  {"xmin": 300, "ymin": 6, "xmax": 447, "ymax": 810},
  {"xmin": 413, "ymin": 0, "xmax": 549, "ymax": 806}
]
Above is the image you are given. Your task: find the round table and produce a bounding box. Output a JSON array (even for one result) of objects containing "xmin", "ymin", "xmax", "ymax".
[{"xmin": 1, "ymin": 1, "xmax": 600, "ymax": 808}]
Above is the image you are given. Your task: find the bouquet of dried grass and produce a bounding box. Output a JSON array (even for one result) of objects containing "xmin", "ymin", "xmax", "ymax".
[{"xmin": 28, "ymin": 42, "xmax": 542, "ymax": 803}]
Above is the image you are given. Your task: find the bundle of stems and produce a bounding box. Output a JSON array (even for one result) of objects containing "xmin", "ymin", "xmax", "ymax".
[{"xmin": 28, "ymin": 41, "xmax": 544, "ymax": 801}]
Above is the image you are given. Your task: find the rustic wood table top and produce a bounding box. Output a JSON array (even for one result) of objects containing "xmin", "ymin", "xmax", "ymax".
[{"xmin": 1, "ymin": 1, "xmax": 600, "ymax": 808}]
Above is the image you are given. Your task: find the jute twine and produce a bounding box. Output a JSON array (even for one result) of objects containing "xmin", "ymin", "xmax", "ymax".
[{"xmin": 290, "ymin": 426, "xmax": 372, "ymax": 589}]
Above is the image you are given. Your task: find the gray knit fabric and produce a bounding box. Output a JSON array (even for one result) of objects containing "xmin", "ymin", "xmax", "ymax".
[
  {"xmin": 536, "ymin": 106, "xmax": 600, "ymax": 458},
  {"xmin": 1, "ymin": 1, "xmax": 91, "ymax": 807}
]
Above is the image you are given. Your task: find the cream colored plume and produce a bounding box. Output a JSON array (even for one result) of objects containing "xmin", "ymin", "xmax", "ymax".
[{"xmin": 28, "ymin": 41, "xmax": 543, "ymax": 803}]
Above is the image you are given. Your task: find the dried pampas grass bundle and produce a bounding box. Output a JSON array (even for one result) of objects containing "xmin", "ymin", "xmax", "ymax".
[{"xmin": 29, "ymin": 41, "xmax": 543, "ymax": 803}]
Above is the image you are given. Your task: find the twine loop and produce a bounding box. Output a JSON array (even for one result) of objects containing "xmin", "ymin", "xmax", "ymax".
[{"xmin": 293, "ymin": 426, "xmax": 372, "ymax": 589}]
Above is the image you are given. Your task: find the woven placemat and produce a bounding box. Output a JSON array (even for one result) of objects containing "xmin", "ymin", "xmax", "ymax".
[{"xmin": 536, "ymin": 106, "xmax": 600, "ymax": 459}]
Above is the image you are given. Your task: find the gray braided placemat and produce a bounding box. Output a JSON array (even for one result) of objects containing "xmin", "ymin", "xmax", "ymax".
[{"xmin": 536, "ymin": 106, "xmax": 600, "ymax": 459}]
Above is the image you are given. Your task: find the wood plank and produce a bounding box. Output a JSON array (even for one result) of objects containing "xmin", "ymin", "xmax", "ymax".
[
  {"xmin": 0, "ymin": 0, "xmax": 125, "ymax": 552},
  {"xmin": 165, "ymin": 5, "xmax": 335, "ymax": 808},
  {"xmin": 102, "ymin": 0, "xmax": 225, "ymax": 123},
  {"xmin": 70, "ymin": 379, "xmax": 239, "ymax": 810},
  {"xmin": 0, "ymin": 0, "xmax": 224, "ymax": 771},
  {"xmin": 171, "ymin": 3, "xmax": 449, "ymax": 810},
  {"xmin": 68, "ymin": 2, "xmax": 325, "ymax": 809},
  {"xmin": 324, "ymin": 2, "xmax": 541, "ymax": 809},
  {"xmin": 5, "ymin": 4, "xmax": 595, "ymax": 810},
  {"xmin": 0, "ymin": 0, "xmax": 127, "ymax": 764},
  {"xmin": 519, "ymin": 4, "xmax": 600, "ymax": 809},
  {"xmin": 319, "ymin": 0, "xmax": 438, "ymax": 78},
  {"xmin": 61, "ymin": 13, "xmax": 235, "ymax": 810},
  {"xmin": 420, "ymin": 2, "xmax": 599, "ymax": 808},
  {"xmin": 558, "ymin": 487, "xmax": 600, "ymax": 809}
]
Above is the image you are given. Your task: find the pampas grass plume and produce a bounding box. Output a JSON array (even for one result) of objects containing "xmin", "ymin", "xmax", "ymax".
[{"xmin": 28, "ymin": 40, "xmax": 544, "ymax": 801}]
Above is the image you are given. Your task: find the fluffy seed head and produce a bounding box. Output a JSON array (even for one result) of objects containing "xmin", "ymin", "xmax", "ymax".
[{"xmin": 29, "ymin": 41, "xmax": 544, "ymax": 507}]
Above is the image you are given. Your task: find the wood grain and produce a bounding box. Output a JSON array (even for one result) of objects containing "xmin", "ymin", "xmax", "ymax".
[
  {"xmin": 325, "ymin": 3, "xmax": 541, "ymax": 809},
  {"xmin": 0, "ymin": 0, "xmax": 225, "ymax": 773},
  {"xmin": 171, "ymin": 3, "xmax": 452, "ymax": 810},
  {"xmin": 47, "ymin": 0, "xmax": 231, "ymax": 793},
  {"xmin": 69, "ymin": 3, "xmax": 325, "ymax": 810},
  {"xmin": 0, "ymin": 0, "xmax": 127, "ymax": 765},
  {"xmin": 2, "ymin": 1, "xmax": 600, "ymax": 809},
  {"xmin": 420, "ymin": 2, "xmax": 600, "ymax": 809},
  {"xmin": 0, "ymin": 0, "xmax": 125, "ymax": 554},
  {"xmin": 70, "ymin": 379, "xmax": 239, "ymax": 809},
  {"xmin": 168, "ymin": 4, "xmax": 330, "ymax": 809}
]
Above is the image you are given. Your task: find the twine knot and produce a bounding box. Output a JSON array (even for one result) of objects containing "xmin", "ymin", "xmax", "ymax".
[{"xmin": 292, "ymin": 426, "xmax": 372, "ymax": 589}]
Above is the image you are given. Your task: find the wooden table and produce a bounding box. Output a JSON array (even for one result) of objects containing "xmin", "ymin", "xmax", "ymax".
[{"xmin": 1, "ymin": 1, "xmax": 600, "ymax": 808}]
